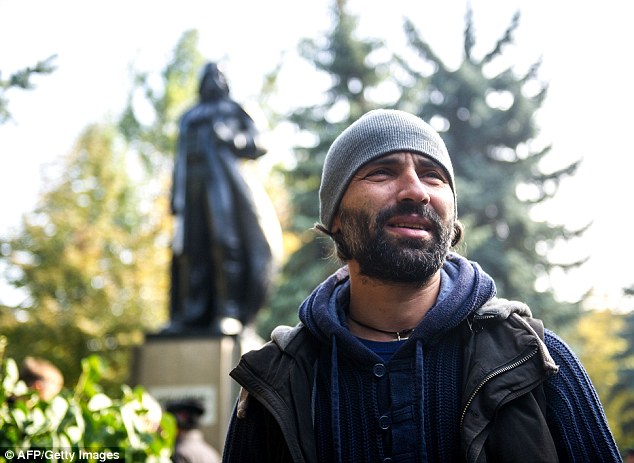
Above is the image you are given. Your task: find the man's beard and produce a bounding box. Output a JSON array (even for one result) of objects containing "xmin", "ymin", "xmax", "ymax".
[{"xmin": 335, "ymin": 203, "xmax": 453, "ymax": 285}]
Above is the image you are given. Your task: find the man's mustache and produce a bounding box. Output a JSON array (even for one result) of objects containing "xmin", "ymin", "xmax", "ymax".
[{"xmin": 375, "ymin": 203, "xmax": 442, "ymax": 232}]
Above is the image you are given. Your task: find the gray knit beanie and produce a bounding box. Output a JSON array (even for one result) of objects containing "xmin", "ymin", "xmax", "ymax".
[{"xmin": 319, "ymin": 109, "xmax": 456, "ymax": 231}]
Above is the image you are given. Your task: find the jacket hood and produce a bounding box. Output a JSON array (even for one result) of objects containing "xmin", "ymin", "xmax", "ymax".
[{"xmin": 298, "ymin": 252, "xmax": 496, "ymax": 354}]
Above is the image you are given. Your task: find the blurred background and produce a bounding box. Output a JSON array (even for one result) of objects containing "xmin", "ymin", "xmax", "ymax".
[{"xmin": 1, "ymin": 0, "xmax": 633, "ymax": 452}]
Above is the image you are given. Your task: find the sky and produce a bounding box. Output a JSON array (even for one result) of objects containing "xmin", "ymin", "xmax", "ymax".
[{"xmin": 1, "ymin": 0, "xmax": 633, "ymax": 310}]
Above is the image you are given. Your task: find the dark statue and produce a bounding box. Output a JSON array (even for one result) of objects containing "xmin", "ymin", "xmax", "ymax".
[{"xmin": 164, "ymin": 62, "xmax": 274, "ymax": 335}]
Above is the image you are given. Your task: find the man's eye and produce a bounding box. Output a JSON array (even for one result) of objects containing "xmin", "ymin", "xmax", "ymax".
[
  {"xmin": 422, "ymin": 171, "xmax": 445, "ymax": 181},
  {"xmin": 366, "ymin": 168, "xmax": 391, "ymax": 177}
]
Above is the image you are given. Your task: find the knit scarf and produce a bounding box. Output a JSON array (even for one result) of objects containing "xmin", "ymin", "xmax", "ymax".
[{"xmin": 298, "ymin": 252, "xmax": 496, "ymax": 462}]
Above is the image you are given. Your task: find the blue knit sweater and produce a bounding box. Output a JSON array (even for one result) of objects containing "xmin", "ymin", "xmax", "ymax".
[{"xmin": 298, "ymin": 253, "xmax": 620, "ymax": 462}]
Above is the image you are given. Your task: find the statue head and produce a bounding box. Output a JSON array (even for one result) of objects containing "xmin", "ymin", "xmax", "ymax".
[{"xmin": 199, "ymin": 62, "xmax": 230, "ymax": 102}]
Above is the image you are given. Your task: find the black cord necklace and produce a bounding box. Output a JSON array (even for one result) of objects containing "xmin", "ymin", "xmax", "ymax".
[{"xmin": 348, "ymin": 314, "xmax": 416, "ymax": 341}]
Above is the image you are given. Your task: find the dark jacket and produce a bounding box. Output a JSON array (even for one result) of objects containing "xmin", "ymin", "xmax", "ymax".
[
  {"xmin": 229, "ymin": 323, "xmax": 318, "ymax": 462},
  {"xmin": 228, "ymin": 312, "xmax": 556, "ymax": 462},
  {"xmin": 223, "ymin": 257, "xmax": 620, "ymax": 462},
  {"xmin": 461, "ymin": 305, "xmax": 560, "ymax": 462}
]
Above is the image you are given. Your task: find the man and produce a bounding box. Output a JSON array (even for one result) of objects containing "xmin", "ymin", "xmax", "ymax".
[
  {"xmin": 19, "ymin": 356, "xmax": 64, "ymax": 401},
  {"xmin": 222, "ymin": 109, "xmax": 620, "ymax": 462},
  {"xmin": 167, "ymin": 399, "xmax": 221, "ymax": 463}
]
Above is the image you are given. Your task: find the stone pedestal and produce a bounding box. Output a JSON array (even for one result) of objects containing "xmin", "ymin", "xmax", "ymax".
[{"xmin": 131, "ymin": 335, "xmax": 240, "ymax": 452}]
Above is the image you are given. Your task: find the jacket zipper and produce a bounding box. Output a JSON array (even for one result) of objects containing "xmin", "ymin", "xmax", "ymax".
[{"xmin": 460, "ymin": 346, "xmax": 539, "ymax": 429}]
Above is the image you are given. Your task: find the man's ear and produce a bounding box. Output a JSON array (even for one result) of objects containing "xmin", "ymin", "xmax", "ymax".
[{"xmin": 330, "ymin": 215, "xmax": 341, "ymax": 234}]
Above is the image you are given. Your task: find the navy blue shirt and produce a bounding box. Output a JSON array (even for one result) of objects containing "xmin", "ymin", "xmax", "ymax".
[{"xmin": 357, "ymin": 337, "xmax": 407, "ymax": 362}]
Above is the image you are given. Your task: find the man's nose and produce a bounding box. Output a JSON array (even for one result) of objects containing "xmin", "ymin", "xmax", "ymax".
[{"xmin": 396, "ymin": 169, "xmax": 431, "ymax": 204}]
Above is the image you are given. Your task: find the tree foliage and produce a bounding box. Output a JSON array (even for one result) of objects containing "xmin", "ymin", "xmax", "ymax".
[
  {"xmin": 608, "ymin": 301, "xmax": 634, "ymax": 449},
  {"xmin": 119, "ymin": 29, "xmax": 207, "ymax": 174},
  {"xmin": 552, "ymin": 301, "xmax": 634, "ymax": 450},
  {"xmin": 0, "ymin": 56, "xmax": 56, "ymax": 124},
  {"xmin": 396, "ymin": 9, "xmax": 584, "ymax": 327},
  {"xmin": 0, "ymin": 124, "xmax": 170, "ymax": 388},
  {"xmin": 571, "ymin": 310, "xmax": 625, "ymax": 398}
]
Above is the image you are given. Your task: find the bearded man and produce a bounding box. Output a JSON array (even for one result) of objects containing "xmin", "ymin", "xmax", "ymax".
[{"xmin": 222, "ymin": 109, "xmax": 619, "ymax": 462}]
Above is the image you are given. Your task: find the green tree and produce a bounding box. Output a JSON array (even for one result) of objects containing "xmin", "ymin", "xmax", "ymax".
[
  {"xmin": 0, "ymin": 56, "xmax": 56, "ymax": 124},
  {"xmin": 563, "ymin": 308, "xmax": 627, "ymax": 446},
  {"xmin": 609, "ymin": 288, "xmax": 634, "ymax": 449},
  {"xmin": 0, "ymin": 124, "xmax": 170, "ymax": 389},
  {"xmin": 118, "ymin": 29, "xmax": 206, "ymax": 174},
  {"xmin": 256, "ymin": 0, "xmax": 391, "ymax": 336},
  {"xmin": 398, "ymin": 9, "xmax": 584, "ymax": 327}
]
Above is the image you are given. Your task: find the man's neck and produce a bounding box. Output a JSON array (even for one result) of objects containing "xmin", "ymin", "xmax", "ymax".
[{"xmin": 346, "ymin": 261, "xmax": 441, "ymax": 341}]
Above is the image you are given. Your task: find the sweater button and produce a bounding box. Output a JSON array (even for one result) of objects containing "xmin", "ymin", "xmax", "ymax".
[
  {"xmin": 378, "ymin": 415, "xmax": 391, "ymax": 430},
  {"xmin": 383, "ymin": 458, "xmax": 393, "ymax": 463},
  {"xmin": 373, "ymin": 363, "xmax": 386, "ymax": 377}
]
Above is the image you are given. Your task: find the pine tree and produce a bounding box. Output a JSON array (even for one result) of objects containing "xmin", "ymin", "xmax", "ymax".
[
  {"xmin": 257, "ymin": 0, "xmax": 390, "ymax": 336},
  {"xmin": 398, "ymin": 9, "xmax": 584, "ymax": 327}
]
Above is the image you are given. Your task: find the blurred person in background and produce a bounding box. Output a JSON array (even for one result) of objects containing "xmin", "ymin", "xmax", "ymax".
[
  {"xmin": 19, "ymin": 356, "xmax": 63, "ymax": 401},
  {"xmin": 167, "ymin": 399, "xmax": 221, "ymax": 463}
]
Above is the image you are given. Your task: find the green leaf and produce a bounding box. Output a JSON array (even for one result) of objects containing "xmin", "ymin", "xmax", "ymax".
[{"xmin": 2, "ymin": 359, "xmax": 19, "ymax": 392}]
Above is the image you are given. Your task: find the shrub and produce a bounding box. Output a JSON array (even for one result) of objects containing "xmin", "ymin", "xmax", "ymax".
[{"xmin": 0, "ymin": 349, "xmax": 176, "ymax": 462}]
